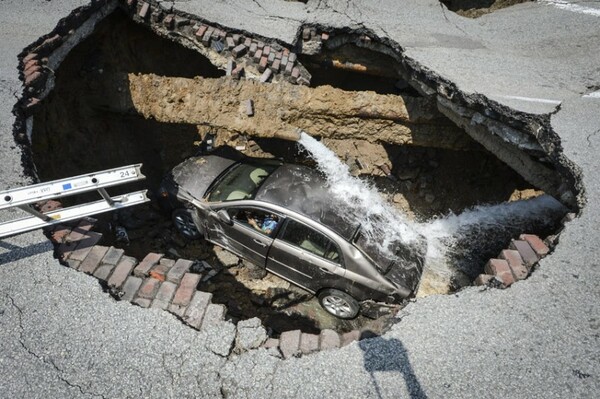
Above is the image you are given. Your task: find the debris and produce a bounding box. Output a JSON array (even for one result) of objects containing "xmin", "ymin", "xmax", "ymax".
[
  {"xmin": 244, "ymin": 99, "xmax": 254, "ymax": 116},
  {"xmin": 115, "ymin": 226, "xmax": 129, "ymax": 245}
]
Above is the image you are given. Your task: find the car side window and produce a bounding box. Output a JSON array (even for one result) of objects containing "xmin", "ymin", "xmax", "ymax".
[
  {"xmin": 280, "ymin": 219, "xmax": 341, "ymax": 264},
  {"xmin": 228, "ymin": 207, "xmax": 280, "ymax": 237}
]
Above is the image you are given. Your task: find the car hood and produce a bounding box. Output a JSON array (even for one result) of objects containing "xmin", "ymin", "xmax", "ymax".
[{"xmin": 171, "ymin": 154, "xmax": 239, "ymax": 200}]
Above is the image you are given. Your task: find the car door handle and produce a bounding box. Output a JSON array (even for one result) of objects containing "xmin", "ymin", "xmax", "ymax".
[
  {"xmin": 253, "ymin": 239, "xmax": 267, "ymax": 247},
  {"xmin": 319, "ymin": 267, "xmax": 332, "ymax": 274}
]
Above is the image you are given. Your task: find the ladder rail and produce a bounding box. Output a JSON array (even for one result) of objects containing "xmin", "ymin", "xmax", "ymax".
[
  {"xmin": 0, "ymin": 164, "xmax": 144, "ymax": 211},
  {"xmin": 0, "ymin": 190, "xmax": 150, "ymax": 239}
]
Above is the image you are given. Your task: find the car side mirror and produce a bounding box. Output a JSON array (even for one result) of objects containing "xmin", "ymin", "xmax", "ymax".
[{"xmin": 217, "ymin": 209, "xmax": 233, "ymax": 225}]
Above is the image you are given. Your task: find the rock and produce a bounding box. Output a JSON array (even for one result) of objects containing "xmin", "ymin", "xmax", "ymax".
[
  {"xmin": 235, "ymin": 317, "xmax": 268, "ymax": 351},
  {"xmin": 396, "ymin": 168, "xmax": 419, "ymax": 181},
  {"xmin": 243, "ymin": 260, "xmax": 267, "ymax": 279},
  {"xmin": 215, "ymin": 248, "xmax": 239, "ymax": 267}
]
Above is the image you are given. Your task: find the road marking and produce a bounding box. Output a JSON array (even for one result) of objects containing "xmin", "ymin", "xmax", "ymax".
[
  {"xmin": 583, "ymin": 90, "xmax": 600, "ymax": 99},
  {"xmin": 497, "ymin": 95, "xmax": 562, "ymax": 105},
  {"xmin": 539, "ymin": 0, "xmax": 600, "ymax": 17}
]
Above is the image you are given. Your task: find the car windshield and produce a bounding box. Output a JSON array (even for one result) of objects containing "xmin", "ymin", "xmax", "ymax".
[{"xmin": 207, "ymin": 161, "xmax": 280, "ymax": 202}]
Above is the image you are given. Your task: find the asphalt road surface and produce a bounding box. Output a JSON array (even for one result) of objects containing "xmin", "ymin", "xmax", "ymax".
[{"xmin": 1, "ymin": 1, "xmax": 599, "ymax": 397}]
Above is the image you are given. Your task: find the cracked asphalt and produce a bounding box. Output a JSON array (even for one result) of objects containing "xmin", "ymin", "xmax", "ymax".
[{"xmin": 1, "ymin": 0, "xmax": 599, "ymax": 397}]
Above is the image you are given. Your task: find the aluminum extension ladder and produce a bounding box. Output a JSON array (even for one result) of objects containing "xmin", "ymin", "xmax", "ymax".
[{"xmin": 0, "ymin": 164, "xmax": 150, "ymax": 239}]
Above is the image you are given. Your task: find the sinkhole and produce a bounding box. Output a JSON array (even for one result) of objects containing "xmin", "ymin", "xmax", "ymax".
[{"xmin": 21, "ymin": 8, "xmax": 571, "ymax": 337}]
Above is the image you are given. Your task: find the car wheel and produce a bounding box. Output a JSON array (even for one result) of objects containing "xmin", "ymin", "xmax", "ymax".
[
  {"xmin": 172, "ymin": 208, "xmax": 201, "ymax": 240},
  {"xmin": 318, "ymin": 289, "xmax": 360, "ymax": 319}
]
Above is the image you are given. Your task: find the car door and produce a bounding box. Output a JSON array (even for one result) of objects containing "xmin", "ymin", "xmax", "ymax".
[
  {"xmin": 206, "ymin": 206, "xmax": 279, "ymax": 267},
  {"xmin": 266, "ymin": 218, "xmax": 345, "ymax": 293}
]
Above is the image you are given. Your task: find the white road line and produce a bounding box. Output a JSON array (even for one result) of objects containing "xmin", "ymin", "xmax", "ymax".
[
  {"xmin": 583, "ymin": 90, "xmax": 600, "ymax": 98},
  {"xmin": 538, "ymin": 0, "xmax": 600, "ymax": 17},
  {"xmin": 497, "ymin": 95, "xmax": 562, "ymax": 105}
]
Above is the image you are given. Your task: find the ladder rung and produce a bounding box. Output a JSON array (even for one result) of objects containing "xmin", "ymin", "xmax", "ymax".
[
  {"xmin": 0, "ymin": 164, "xmax": 145, "ymax": 210},
  {"xmin": 0, "ymin": 190, "xmax": 149, "ymax": 239}
]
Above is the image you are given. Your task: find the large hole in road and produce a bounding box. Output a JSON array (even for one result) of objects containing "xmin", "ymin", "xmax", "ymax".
[{"xmin": 28, "ymin": 10, "xmax": 567, "ymax": 336}]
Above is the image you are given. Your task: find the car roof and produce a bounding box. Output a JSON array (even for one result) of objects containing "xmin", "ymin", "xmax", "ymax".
[{"xmin": 254, "ymin": 164, "xmax": 360, "ymax": 240}]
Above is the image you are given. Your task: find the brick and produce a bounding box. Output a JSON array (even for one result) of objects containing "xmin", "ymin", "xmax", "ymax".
[
  {"xmin": 69, "ymin": 231, "xmax": 102, "ymax": 262},
  {"xmin": 509, "ymin": 240, "xmax": 540, "ymax": 268},
  {"xmin": 202, "ymin": 30, "xmax": 212, "ymax": 45},
  {"xmin": 168, "ymin": 304, "xmax": 187, "ymax": 318},
  {"xmin": 499, "ymin": 249, "xmax": 528, "ymax": 280},
  {"xmin": 102, "ymin": 246, "xmax": 124, "ymax": 266},
  {"xmin": 195, "ymin": 25, "xmax": 207, "ymax": 38},
  {"xmin": 257, "ymin": 41, "xmax": 265, "ymax": 49},
  {"xmin": 39, "ymin": 199, "xmax": 61, "ymax": 213},
  {"xmin": 232, "ymin": 34, "xmax": 241, "ymax": 44},
  {"xmin": 341, "ymin": 330, "xmax": 360, "ymax": 347},
  {"xmin": 183, "ymin": 291, "xmax": 213, "ymax": 328},
  {"xmin": 319, "ymin": 329, "xmax": 340, "ymax": 350},
  {"xmin": 267, "ymin": 52, "xmax": 275, "ymax": 63},
  {"xmin": 262, "ymin": 338, "xmax": 279, "ymax": 349},
  {"xmin": 226, "ymin": 36, "xmax": 235, "ymax": 49},
  {"xmin": 288, "ymin": 53, "xmax": 297, "ymax": 63},
  {"xmin": 484, "ymin": 259, "xmax": 515, "ymax": 286},
  {"xmin": 280, "ymin": 55, "xmax": 288, "ymax": 68},
  {"xmin": 151, "ymin": 281, "xmax": 178, "ymax": 310},
  {"xmin": 121, "ymin": 276, "xmax": 143, "ymax": 302},
  {"xmin": 137, "ymin": 278, "xmax": 161, "ymax": 299},
  {"xmin": 172, "ymin": 273, "xmax": 201, "ymax": 306},
  {"xmin": 107, "ymin": 256, "xmax": 137, "ymax": 289},
  {"xmin": 253, "ymin": 49, "xmax": 263, "ymax": 63},
  {"xmin": 258, "ymin": 56, "xmax": 268, "ymax": 72},
  {"xmin": 302, "ymin": 27, "xmax": 311, "ymax": 40},
  {"xmin": 279, "ymin": 330, "xmax": 301, "ymax": 359},
  {"xmin": 163, "ymin": 14, "xmax": 174, "ymax": 29},
  {"xmin": 66, "ymin": 218, "xmax": 95, "ymax": 242},
  {"xmin": 291, "ymin": 67, "xmax": 300, "ymax": 79},
  {"xmin": 93, "ymin": 264, "xmax": 115, "ymax": 281},
  {"xmin": 232, "ymin": 44, "xmax": 247, "ymax": 58},
  {"xmin": 231, "ymin": 66, "xmax": 244, "ymax": 79},
  {"xmin": 474, "ymin": 274, "xmax": 494, "ymax": 286},
  {"xmin": 66, "ymin": 259, "xmax": 80, "ymax": 270},
  {"xmin": 133, "ymin": 252, "xmax": 163, "ymax": 277},
  {"xmin": 284, "ymin": 62, "xmax": 294, "ymax": 75},
  {"xmin": 520, "ymin": 234, "xmax": 549, "ymax": 257},
  {"xmin": 24, "ymin": 71, "xmax": 41, "ymax": 86},
  {"xmin": 249, "ymin": 42, "xmax": 258, "ymax": 54},
  {"xmin": 49, "ymin": 225, "xmax": 70, "ymax": 244},
  {"xmin": 23, "ymin": 52, "xmax": 37, "ymax": 63},
  {"xmin": 283, "ymin": 48, "xmax": 290, "ymax": 56},
  {"xmin": 138, "ymin": 2, "xmax": 149, "ymax": 18},
  {"xmin": 166, "ymin": 259, "xmax": 193, "ymax": 283},
  {"xmin": 275, "ymin": 51, "xmax": 282, "ymax": 60},
  {"xmin": 201, "ymin": 303, "xmax": 226, "ymax": 329},
  {"xmin": 299, "ymin": 333, "xmax": 319, "ymax": 355},
  {"xmin": 244, "ymin": 37, "xmax": 252, "ymax": 47},
  {"xmin": 149, "ymin": 259, "xmax": 173, "ymax": 282},
  {"xmin": 321, "ymin": 32, "xmax": 330, "ymax": 41},
  {"xmin": 263, "ymin": 46, "xmax": 271, "ymax": 56},
  {"xmin": 270, "ymin": 59, "xmax": 280, "ymax": 73},
  {"xmin": 259, "ymin": 69, "xmax": 272, "ymax": 83},
  {"xmin": 78, "ymin": 245, "xmax": 109, "ymax": 274},
  {"xmin": 133, "ymin": 297, "xmax": 151, "ymax": 308}
]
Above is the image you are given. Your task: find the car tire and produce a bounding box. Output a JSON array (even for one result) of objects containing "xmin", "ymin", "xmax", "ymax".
[
  {"xmin": 172, "ymin": 208, "xmax": 201, "ymax": 240},
  {"xmin": 318, "ymin": 289, "xmax": 360, "ymax": 319}
]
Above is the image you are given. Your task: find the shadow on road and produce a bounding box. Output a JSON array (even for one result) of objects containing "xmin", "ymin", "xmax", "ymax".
[
  {"xmin": 0, "ymin": 240, "xmax": 52, "ymax": 265},
  {"xmin": 359, "ymin": 331, "xmax": 427, "ymax": 399}
]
